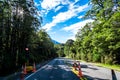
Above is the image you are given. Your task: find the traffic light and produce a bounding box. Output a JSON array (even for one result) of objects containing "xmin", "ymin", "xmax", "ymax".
[
  {"xmin": 25, "ymin": 47, "xmax": 29, "ymax": 58},
  {"xmin": 25, "ymin": 48, "xmax": 29, "ymax": 51}
]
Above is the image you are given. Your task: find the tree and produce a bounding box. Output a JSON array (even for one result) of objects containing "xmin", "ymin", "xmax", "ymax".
[
  {"xmin": 84, "ymin": 0, "xmax": 120, "ymax": 20},
  {"xmin": 54, "ymin": 44, "xmax": 65, "ymax": 57},
  {"xmin": 31, "ymin": 29, "xmax": 56, "ymax": 62},
  {"xmin": 0, "ymin": 0, "xmax": 41, "ymax": 76},
  {"xmin": 75, "ymin": 23, "xmax": 93, "ymax": 61},
  {"xmin": 74, "ymin": 0, "xmax": 120, "ymax": 64},
  {"xmin": 64, "ymin": 39, "xmax": 75, "ymax": 58}
]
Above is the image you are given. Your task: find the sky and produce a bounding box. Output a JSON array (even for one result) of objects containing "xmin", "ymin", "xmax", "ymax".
[{"xmin": 34, "ymin": 0, "xmax": 94, "ymax": 43}]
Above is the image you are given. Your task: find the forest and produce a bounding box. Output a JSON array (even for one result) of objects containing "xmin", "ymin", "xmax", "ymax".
[{"xmin": 0, "ymin": 0, "xmax": 57, "ymax": 76}]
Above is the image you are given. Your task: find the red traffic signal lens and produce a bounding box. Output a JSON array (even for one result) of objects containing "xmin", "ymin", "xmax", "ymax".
[{"xmin": 25, "ymin": 48, "xmax": 29, "ymax": 51}]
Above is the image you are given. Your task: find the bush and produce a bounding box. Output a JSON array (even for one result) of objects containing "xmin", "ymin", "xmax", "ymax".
[{"xmin": 93, "ymin": 53, "xmax": 101, "ymax": 62}]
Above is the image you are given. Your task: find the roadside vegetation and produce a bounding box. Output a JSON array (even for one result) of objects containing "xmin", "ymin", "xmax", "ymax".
[
  {"xmin": 63, "ymin": 0, "xmax": 120, "ymax": 68},
  {"xmin": 0, "ymin": 0, "xmax": 58, "ymax": 76},
  {"xmin": 95, "ymin": 63, "xmax": 120, "ymax": 71},
  {"xmin": 77, "ymin": 60, "xmax": 120, "ymax": 71}
]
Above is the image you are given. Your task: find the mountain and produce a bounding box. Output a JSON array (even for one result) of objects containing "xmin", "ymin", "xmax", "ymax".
[{"xmin": 52, "ymin": 40, "xmax": 61, "ymax": 44}]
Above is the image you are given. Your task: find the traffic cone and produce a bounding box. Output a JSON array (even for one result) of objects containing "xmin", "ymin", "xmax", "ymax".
[
  {"xmin": 78, "ymin": 61, "xmax": 81, "ymax": 68},
  {"xmin": 20, "ymin": 65, "xmax": 24, "ymax": 80},
  {"xmin": 78, "ymin": 68, "xmax": 83, "ymax": 77},
  {"xmin": 23, "ymin": 63, "xmax": 27, "ymax": 74},
  {"xmin": 32, "ymin": 62, "xmax": 36, "ymax": 72},
  {"xmin": 73, "ymin": 62, "xmax": 77, "ymax": 70},
  {"xmin": 77, "ymin": 62, "xmax": 83, "ymax": 77}
]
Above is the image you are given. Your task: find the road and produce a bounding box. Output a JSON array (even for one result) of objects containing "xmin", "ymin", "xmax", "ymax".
[
  {"xmin": 25, "ymin": 58, "xmax": 79, "ymax": 80},
  {"xmin": 24, "ymin": 58, "xmax": 120, "ymax": 80},
  {"xmin": 81, "ymin": 62, "xmax": 120, "ymax": 80},
  {"xmin": 80, "ymin": 62, "xmax": 113, "ymax": 80}
]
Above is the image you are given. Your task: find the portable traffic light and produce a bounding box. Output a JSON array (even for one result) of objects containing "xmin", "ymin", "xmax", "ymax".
[
  {"xmin": 25, "ymin": 48, "xmax": 29, "ymax": 51},
  {"xmin": 25, "ymin": 47, "xmax": 30, "ymax": 58}
]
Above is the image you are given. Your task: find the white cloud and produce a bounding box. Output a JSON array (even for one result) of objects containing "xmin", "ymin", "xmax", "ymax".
[
  {"xmin": 41, "ymin": 0, "xmax": 60, "ymax": 10},
  {"xmin": 41, "ymin": 0, "xmax": 71, "ymax": 10},
  {"xmin": 53, "ymin": 11, "xmax": 75, "ymax": 23},
  {"xmin": 62, "ymin": 19, "xmax": 94, "ymax": 34},
  {"xmin": 62, "ymin": 19, "xmax": 94, "ymax": 41},
  {"xmin": 42, "ymin": 22, "xmax": 56, "ymax": 31},
  {"xmin": 78, "ymin": 15, "xmax": 84, "ymax": 19},
  {"xmin": 40, "ymin": 0, "xmax": 71, "ymax": 16},
  {"xmin": 67, "ymin": 36, "xmax": 76, "ymax": 40},
  {"xmin": 40, "ymin": 0, "xmax": 80, "ymax": 15},
  {"xmin": 53, "ymin": 3, "xmax": 89, "ymax": 23},
  {"xmin": 35, "ymin": 2, "xmax": 40, "ymax": 7},
  {"xmin": 48, "ymin": 31, "xmax": 56, "ymax": 35},
  {"xmin": 42, "ymin": 3, "xmax": 89, "ymax": 31},
  {"xmin": 54, "ymin": 6, "xmax": 63, "ymax": 12}
]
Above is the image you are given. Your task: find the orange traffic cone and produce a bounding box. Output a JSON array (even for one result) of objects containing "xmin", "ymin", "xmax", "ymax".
[
  {"xmin": 77, "ymin": 62, "xmax": 83, "ymax": 77},
  {"xmin": 20, "ymin": 65, "xmax": 24, "ymax": 80},
  {"xmin": 23, "ymin": 63, "xmax": 27, "ymax": 74},
  {"xmin": 73, "ymin": 62, "xmax": 77, "ymax": 70},
  {"xmin": 78, "ymin": 68, "xmax": 83, "ymax": 77},
  {"xmin": 78, "ymin": 61, "xmax": 81, "ymax": 68},
  {"xmin": 32, "ymin": 62, "xmax": 36, "ymax": 72}
]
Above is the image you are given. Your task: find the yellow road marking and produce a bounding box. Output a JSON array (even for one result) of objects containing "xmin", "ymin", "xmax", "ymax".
[{"xmin": 71, "ymin": 67, "xmax": 87, "ymax": 80}]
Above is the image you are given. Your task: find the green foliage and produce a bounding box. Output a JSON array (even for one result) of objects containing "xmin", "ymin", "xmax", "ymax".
[
  {"xmin": 92, "ymin": 50, "xmax": 101, "ymax": 62},
  {"xmin": 54, "ymin": 44, "xmax": 65, "ymax": 57},
  {"xmin": 30, "ymin": 29, "xmax": 57, "ymax": 63},
  {"xmin": 66, "ymin": 0, "xmax": 120, "ymax": 65},
  {"xmin": 0, "ymin": 0, "xmax": 57, "ymax": 76},
  {"xmin": 64, "ymin": 39, "xmax": 75, "ymax": 58},
  {"xmin": 0, "ymin": 0, "xmax": 41, "ymax": 75},
  {"xmin": 87, "ymin": 53, "xmax": 93, "ymax": 62}
]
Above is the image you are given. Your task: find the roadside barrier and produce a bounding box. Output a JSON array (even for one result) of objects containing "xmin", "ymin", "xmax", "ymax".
[
  {"xmin": 72, "ymin": 61, "xmax": 87, "ymax": 80},
  {"xmin": 32, "ymin": 62, "xmax": 36, "ymax": 72},
  {"xmin": 20, "ymin": 65, "xmax": 24, "ymax": 80},
  {"xmin": 73, "ymin": 62, "xmax": 77, "ymax": 70},
  {"xmin": 77, "ymin": 62, "xmax": 83, "ymax": 77},
  {"xmin": 23, "ymin": 63, "xmax": 27, "ymax": 74}
]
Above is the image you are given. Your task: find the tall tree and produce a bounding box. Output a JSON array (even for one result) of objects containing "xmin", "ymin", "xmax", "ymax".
[
  {"xmin": 74, "ymin": 0, "xmax": 120, "ymax": 64},
  {"xmin": 0, "ymin": 0, "xmax": 41, "ymax": 75},
  {"xmin": 64, "ymin": 39, "xmax": 75, "ymax": 58}
]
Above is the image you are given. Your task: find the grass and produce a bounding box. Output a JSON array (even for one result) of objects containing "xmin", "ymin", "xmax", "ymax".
[
  {"xmin": 64, "ymin": 57, "xmax": 120, "ymax": 72},
  {"xmin": 75, "ymin": 59, "xmax": 120, "ymax": 71},
  {"xmin": 94, "ymin": 63, "xmax": 120, "ymax": 71}
]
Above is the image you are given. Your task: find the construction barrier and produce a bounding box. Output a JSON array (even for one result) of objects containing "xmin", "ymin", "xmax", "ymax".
[
  {"xmin": 72, "ymin": 61, "xmax": 87, "ymax": 80},
  {"xmin": 20, "ymin": 65, "xmax": 25, "ymax": 80},
  {"xmin": 23, "ymin": 63, "xmax": 27, "ymax": 74},
  {"xmin": 20, "ymin": 62, "xmax": 37, "ymax": 80},
  {"xmin": 32, "ymin": 62, "xmax": 36, "ymax": 72}
]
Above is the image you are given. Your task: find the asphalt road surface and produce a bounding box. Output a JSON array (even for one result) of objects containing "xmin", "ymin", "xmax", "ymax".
[
  {"xmin": 25, "ymin": 58, "xmax": 80, "ymax": 80},
  {"xmin": 24, "ymin": 57, "xmax": 120, "ymax": 80},
  {"xmin": 81, "ymin": 62, "xmax": 120, "ymax": 80}
]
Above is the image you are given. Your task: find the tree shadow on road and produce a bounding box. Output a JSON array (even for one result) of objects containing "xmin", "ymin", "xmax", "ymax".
[{"xmin": 87, "ymin": 66, "xmax": 98, "ymax": 70}]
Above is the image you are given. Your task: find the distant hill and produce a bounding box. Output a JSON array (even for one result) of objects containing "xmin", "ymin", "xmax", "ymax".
[{"xmin": 52, "ymin": 40, "xmax": 61, "ymax": 44}]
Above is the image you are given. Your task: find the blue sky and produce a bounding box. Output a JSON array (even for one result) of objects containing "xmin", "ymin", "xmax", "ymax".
[{"xmin": 34, "ymin": 0, "xmax": 93, "ymax": 43}]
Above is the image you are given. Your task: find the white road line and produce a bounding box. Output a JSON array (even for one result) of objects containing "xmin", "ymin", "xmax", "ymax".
[
  {"xmin": 24, "ymin": 59, "xmax": 56, "ymax": 80},
  {"xmin": 24, "ymin": 65, "xmax": 47, "ymax": 80},
  {"xmin": 25, "ymin": 58, "xmax": 66, "ymax": 80}
]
